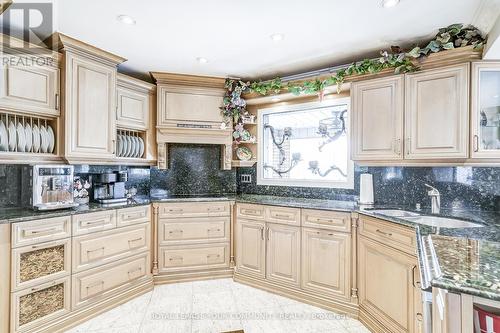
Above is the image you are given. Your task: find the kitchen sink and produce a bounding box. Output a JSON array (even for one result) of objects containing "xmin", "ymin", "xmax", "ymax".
[
  {"xmin": 369, "ymin": 209, "xmax": 421, "ymax": 218},
  {"xmin": 403, "ymin": 216, "xmax": 483, "ymax": 228}
]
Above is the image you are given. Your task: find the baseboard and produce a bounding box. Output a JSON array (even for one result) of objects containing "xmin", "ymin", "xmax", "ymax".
[
  {"xmin": 233, "ymin": 272, "xmax": 359, "ymax": 319},
  {"xmin": 358, "ymin": 306, "xmax": 389, "ymax": 333},
  {"xmin": 33, "ymin": 276, "xmax": 154, "ymax": 333},
  {"xmin": 154, "ymin": 268, "xmax": 234, "ymax": 284}
]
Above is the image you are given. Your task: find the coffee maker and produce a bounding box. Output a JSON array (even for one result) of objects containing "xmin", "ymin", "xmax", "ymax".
[
  {"xmin": 92, "ymin": 171, "xmax": 128, "ymax": 205},
  {"xmin": 29, "ymin": 165, "xmax": 78, "ymax": 210}
]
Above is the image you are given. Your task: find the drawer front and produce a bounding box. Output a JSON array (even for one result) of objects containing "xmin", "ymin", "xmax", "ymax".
[
  {"xmin": 117, "ymin": 205, "xmax": 150, "ymax": 228},
  {"xmin": 72, "ymin": 252, "xmax": 149, "ymax": 309},
  {"xmin": 73, "ymin": 210, "xmax": 117, "ymax": 236},
  {"xmin": 302, "ymin": 209, "xmax": 351, "ymax": 233},
  {"xmin": 159, "ymin": 243, "xmax": 229, "ymax": 273},
  {"xmin": 12, "ymin": 238, "xmax": 71, "ymax": 292},
  {"xmin": 158, "ymin": 202, "xmax": 230, "ymax": 218},
  {"xmin": 359, "ymin": 215, "xmax": 416, "ymax": 255},
  {"xmin": 236, "ymin": 203, "xmax": 265, "ymax": 221},
  {"xmin": 12, "ymin": 216, "xmax": 71, "ymax": 248},
  {"xmin": 73, "ymin": 223, "xmax": 150, "ymax": 273},
  {"xmin": 11, "ymin": 276, "xmax": 71, "ymax": 333},
  {"xmin": 265, "ymin": 206, "xmax": 300, "ymax": 226},
  {"xmin": 159, "ymin": 217, "xmax": 229, "ymax": 245}
]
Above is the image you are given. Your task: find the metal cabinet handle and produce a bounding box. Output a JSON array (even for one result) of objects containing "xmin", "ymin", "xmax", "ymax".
[
  {"xmin": 412, "ymin": 265, "xmax": 420, "ymax": 288},
  {"xmin": 375, "ymin": 229, "xmax": 392, "ymax": 237},
  {"xmin": 168, "ymin": 209, "xmax": 183, "ymax": 213},
  {"xmin": 168, "ymin": 230, "xmax": 183, "ymax": 234},
  {"xmin": 315, "ymin": 218, "xmax": 334, "ymax": 223},
  {"xmin": 207, "ymin": 228, "xmax": 221, "ymax": 233},
  {"xmin": 86, "ymin": 281, "xmax": 104, "ymax": 289},
  {"xmin": 473, "ymin": 135, "xmax": 479, "ymax": 152},
  {"xmin": 274, "ymin": 214, "xmax": 290, "ymax": 219},
  {"xmin": 267, "ymin": 227, "xmax": 270, "ymax": 240},
  {"xmin": 406, "ymin": 138, "xmax": 411, "ymax": 155},
  {"xmin": 82, "ymin": 219, "xmax": 106, "ymax": 227},
  {"xmin": 87, "ymin": 247, "xmax": 105, "ymax": 254},
  {"xmin": 242, "ymin": 209, "xmax": 258, "ymax": 215},
  {"xmin": 28, "ymin": 227, "xmax": 60, "ymax": 235},
  {"xmin": 169, "ymin": 256, "xmax": 183, "ymax": 261},
  {"xmin": 260, "ymin": 226, "xmax": 264, "ymax": 240},
  {"xmin": 394, "ymin": 138, "xmax": 401, "ymax": 155},
  {"xmin": 55, "ymin": 93, "xmax": 59, "ymax": 110},
  {"xmin": 128, "ymin": 237, "xmax": 143, "ymax": 243},
  {"xmin": 128, "ymin": 267, "xmax": 142, "ymax": 276},
  {"xmin": 207, "ymin": 254, "xmax": 220, "ymax": 258},
  {"xmin": 31, "ymin": 241, "xmax": 58, "ymax": 249}
]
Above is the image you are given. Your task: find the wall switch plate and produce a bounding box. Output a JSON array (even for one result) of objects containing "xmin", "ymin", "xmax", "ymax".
[{"xmin": 240, "ymin": 174, "xmax": 252, "ymax": 184}]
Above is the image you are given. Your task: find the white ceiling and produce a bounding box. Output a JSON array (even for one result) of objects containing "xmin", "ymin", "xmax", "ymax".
[{"xmin": 4, "ymin": 0, "xmax": 500, "ymax": 81}]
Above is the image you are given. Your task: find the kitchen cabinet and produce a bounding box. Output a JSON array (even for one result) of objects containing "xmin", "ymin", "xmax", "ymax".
[
  {"xmin": 235, "ymin": 219, "xmax": 266, "ymax": 279},
  {"xmin": 301, "ymin": 227, "xmax": 351, "ymax": 301},
  {"xmin": 358, "ymin": 216, "xmax": 422, "ymax": 333},
  {"xmin": 405, "ymin": 63, "xmax": 469, "ymax": 159},
  {"xmin": 351, "ymin": 75, "xmax": 404, "ymax": 160},
  {"xmin": 471, "ymin": 61, "xmax": 500, "ymax": 159},
  {"xmin": 116, "ymin": 74, "xmax": 153, "ymax": 131},
  {"xmin": 266, "ymin": 223, "xmax": 300, "ymax": 287}
]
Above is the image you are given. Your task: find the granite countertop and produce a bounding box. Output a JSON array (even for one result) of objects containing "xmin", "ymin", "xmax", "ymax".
[{"xmin": 1, "ymin": 193, "xmax": 499, "ymax": 301}]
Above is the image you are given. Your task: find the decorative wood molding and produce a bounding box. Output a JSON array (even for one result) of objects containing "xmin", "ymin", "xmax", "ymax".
[
  {"xmin": 152, "ymin": 205, "xmax": 159, "ymax": 275},
  {"xmin": 157, "ymin": 127, "xmax": 232, "ymax": 145},
  {"xmin": 117, "ymin": 73, "xmax": 156, "ymax": 93},
  {"xmin": 151, "ymin": 72, "xmax": 226, "ymax": 88},
  {"xmin": 0, "ymin": 33, "xmax": 61, "ymax": 61}
]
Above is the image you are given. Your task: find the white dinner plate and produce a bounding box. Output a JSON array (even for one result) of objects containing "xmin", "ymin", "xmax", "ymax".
[
  {"xmin": 24, "ymin": 123, "xmax": 32, "ymax": 152},
  {"xmin": 138, "ymin": 137, "xmax": 144, "ymax": 158},
  {"xmin": 16, "ymin": 122, "xmax": 25, "ymax": 152},
  {"xmin": 126, "ymin": 136, "xmax": 133, "ymax": 157},
  {"xmin": 133, "ymin": 137, "xmax": 139, "ymax": 158},
  {"xmin": 47, "ymin": 125, "xmax": 55, "ymax": 153},
  {"xmin": 8, "ymin": 121, "xmax": 16, "ymax": 152},
  {"xmin": 32, "ymin": 124, "xmax": 40, "ymax": 153},
  {"xmin": 117, "ymin": 134, "xmax": 123, "ymax": 157},
  {"xmin": 122, "ymin": 135, "xmax": 129, "ymax": 157},
  {"xmin": 40, "ymin": 125, "xmax": 49, "ymax": 153},
  {"xmin": 0, "ymin": 120, "xmax": 8, "ymax": 151}
]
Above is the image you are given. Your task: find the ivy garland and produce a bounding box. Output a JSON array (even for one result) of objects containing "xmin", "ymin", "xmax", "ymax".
[{"xmin": 221, "ymin": 23, "xmax": 485, "ymax": 124}]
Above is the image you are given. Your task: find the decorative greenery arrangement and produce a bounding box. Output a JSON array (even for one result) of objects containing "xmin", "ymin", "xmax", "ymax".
[{"xmin": 221, "ymin": 24, "xmax": 486, "ymax": 124}]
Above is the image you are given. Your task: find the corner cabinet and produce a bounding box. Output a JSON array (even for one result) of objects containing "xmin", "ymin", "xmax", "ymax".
[
  {"xmin": 351, "ymin": 75, "xmax": 404, "ymax": 160},
  {"xmin": 55, "ymin": 33, "xmax": 126, "ymax": 163},
  {"xmin": 405, "ymin": 63, "xmax": 469, "ymax": 159}
]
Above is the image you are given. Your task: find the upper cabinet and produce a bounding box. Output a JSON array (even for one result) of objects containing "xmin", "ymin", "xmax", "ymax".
[
  {"xmin": 405, "ymin": 64, "xmax": 469, "ymax": 159},
  {"xmin": 471, "ymin": 62, "xmax": 500, "ymax": 159},
  {"xmin": 0, "ymin": 55, "xmax": 60, "ymax": 118},
  {"xmin": 116, "ymin": 74, "xmax": 154, "ymax": 130},
  {"xmin": 351, "ymin": 75, "xmax": 404, "ymax": 160},
  {"xmin": 53, "ymin": 33, "xmax": 126, "ymax": 163}
]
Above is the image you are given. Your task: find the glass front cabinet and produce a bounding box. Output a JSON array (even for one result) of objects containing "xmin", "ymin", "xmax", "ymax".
[{"xmin": 471, "ymin": 62, "xmax": 500, "ymax": 158}]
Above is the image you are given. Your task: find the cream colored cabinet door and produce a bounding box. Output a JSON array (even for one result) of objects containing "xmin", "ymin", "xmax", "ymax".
[
  {"xmin": 351, "ymin": 75, "xmax": 404, "ymax": 160},
  {"xmin": 0, "ymin": 59, "xmax": 60, "ymax": 117},
  {"xmin": 64, "ymin": 53, "xmax": 117, "ymax": 159},
  {"xmin": 235, "ymin": 219, "xmax": 266, "ymax": 278},
  {"xmin": 265, "ymin": 223, "xmax": 300, "ymax": 287},
  {"xmin": 358, "ymin": 235, "xmax": 419, "ymax": 333},
  {"xmin": 116, "ymin": 75, "xmax": 151, "ymax": 130},
  {"xmin": 470, "ymin": 61, "xmax": 500, "ymax": 159},
  {"xmin": 301, "ymin": 228, "xmax": 351, "ymax": 301},
  {"xmin": 405, "ymin": 64, "xmax": 469, "ymax": 159}
]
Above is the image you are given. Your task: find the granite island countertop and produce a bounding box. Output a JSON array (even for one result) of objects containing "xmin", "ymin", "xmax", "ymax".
[{"xmin": 1, "ymin": 193, "xmax": 499, "ymax": 301}]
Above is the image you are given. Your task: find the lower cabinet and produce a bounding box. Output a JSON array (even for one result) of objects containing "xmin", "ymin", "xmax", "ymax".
[
  {"xmin": 235, "ymin": 219, "xmax": 266, "ymax": 278},
  {"xmin": 266, "ymin": 223, "xmax": 300, "ymax": 287},
  {"xmin": 159, "ymin": 243, "xmax": 229, "ymax": 273},
  {"xmin": 358, "ymin": 218, "xmax": 422, "ymax": 333},
  {"xmin": 301, "ymin": 228, "xmax": 351, "ymax": 301}
]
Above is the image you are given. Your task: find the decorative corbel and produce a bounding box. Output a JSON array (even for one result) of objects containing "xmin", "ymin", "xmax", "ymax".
[
  {"xmin": 221, "ymin": 144, "xmax": 232, "ymax": 170},
  {"xmin": 157, "ymin": 143, "xmax": 168, "ymax": 169}
]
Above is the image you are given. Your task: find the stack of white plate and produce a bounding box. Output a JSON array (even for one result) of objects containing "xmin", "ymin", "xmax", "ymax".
[
  {"xmin": 0, "ymin": 119, "xmax": 55, "ymax": 154},
  {"xmin": 117, "ymin": 134, "xmax": 144, "ymax": 158}
]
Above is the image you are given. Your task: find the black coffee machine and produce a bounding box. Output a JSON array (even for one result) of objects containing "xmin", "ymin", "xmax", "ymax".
[{"xmin": 91, "ymin": 171, "xmax": 128, "ymax": 205}]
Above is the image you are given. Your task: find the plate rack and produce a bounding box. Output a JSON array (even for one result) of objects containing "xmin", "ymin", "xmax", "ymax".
[
  {"xmin": 116, "ymin": 129, "xmax": 146, "ymax": 159},
  {"xmin": 0, "ymin": 111, "xmax": 57, "ymax": 154}
]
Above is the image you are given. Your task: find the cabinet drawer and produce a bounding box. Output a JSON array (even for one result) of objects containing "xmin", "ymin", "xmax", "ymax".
[
  {"xmin": 159, "ymin": 243, "xmax": 229, "ymax": 273},
  {"xmin": 12, "ymin": 216, "xmax": 71, "ymax": 248},
  {"xmin": 72, "ymin": 252, "xmax": 149, "ymax": 309},
  {"xmin": 159, "ymin": 217, "xmax": 229, "ymax": 245},
  {"xmin": 72, "ymin": 223, "xmax": 150, "ymax": 273},
  {"xmin": 302, "ymin": 209, "xmax": 351, "ymax": 233},
  {"xmin": 11, "ymin": 276, "xmax": 70, "ymax": 333},
  {"xmin": 117, "ymin": 205, "xmax": 150, "ymax": 227},
  {"xmin": 12, "ymin": 238, "xmax": 71, "ymax": 292},
  {"xmin": 72, "ymin": 211, "xmax": 117, "ymax": 236},
  {"xmin": 265, "ymin": 206, "xmax": 300, "ymax": 226},
  {"xmin": 158, "ymin": 202, "xmax": 230, "ymax": 218},
  {"xmin": 359, "ymin": 215, "xmax": 416, "ymax": 255},
  {"xmin": 236, "ymin": 203, "xmax": 265, "ymax": 221}
]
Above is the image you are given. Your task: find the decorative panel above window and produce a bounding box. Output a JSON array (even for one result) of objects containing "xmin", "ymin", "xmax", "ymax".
[{"xmin": 257, "ymin": 99, "xmax": 354, "ymax": 188}]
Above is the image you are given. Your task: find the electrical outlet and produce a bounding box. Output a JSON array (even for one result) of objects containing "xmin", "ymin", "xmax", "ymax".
[{"xmin": 240, "ymin": 174, "xmax": 252, "ymax": 184}]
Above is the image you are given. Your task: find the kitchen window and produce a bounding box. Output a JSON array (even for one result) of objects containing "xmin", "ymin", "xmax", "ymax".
[{"xmin": 257, "ymin": 98, "xmax": 354, "ymax": 188}]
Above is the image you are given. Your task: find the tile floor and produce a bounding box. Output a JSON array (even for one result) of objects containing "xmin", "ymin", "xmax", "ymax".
[{"xmin": 65, "ymin": 279, "xmax": 371, "ymax": 333}]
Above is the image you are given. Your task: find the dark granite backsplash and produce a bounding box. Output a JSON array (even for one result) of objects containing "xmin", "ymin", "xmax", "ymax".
[
  {"xmin": 237, "ymin": 165, "xmax": 500, "ymax": 211},
  {"xmin": 0, "ymin": 165, "xmax": 25, "ymax": 207}
]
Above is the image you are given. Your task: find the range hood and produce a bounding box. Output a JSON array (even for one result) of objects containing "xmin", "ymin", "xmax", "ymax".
[{"xmin": 151, "ymin": 72, "xmax": 233, "ymax": 170}]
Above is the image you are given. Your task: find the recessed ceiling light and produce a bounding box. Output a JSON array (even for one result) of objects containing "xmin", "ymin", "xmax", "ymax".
[
  {"xmin": 381, "ymin": 0, "xmax": 400, "ymax": 8},
  {"xmin": 117, "ymin": 14, "xmax": 136, "ymax": 25},
  {"xmin": 270, "ymin": 33, "xmax": 285, "ymax": 42},
  {"xmin": 196, "ymin": 57, "xmax": 208, "ymax": 64},
  {"xmin": 271, "ymin": 97, "xmax": 281, "ymax": 102}
]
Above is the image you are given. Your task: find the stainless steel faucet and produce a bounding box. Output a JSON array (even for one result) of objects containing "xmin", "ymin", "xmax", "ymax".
[{"xmin": 425, "ymin": 184, "xmax": 441, "ymax": 214}]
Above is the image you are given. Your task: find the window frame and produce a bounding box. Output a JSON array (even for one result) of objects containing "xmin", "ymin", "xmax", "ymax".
[{"xmin": 256, "ymin": 97, "xmax": 354, "ymax": 189}]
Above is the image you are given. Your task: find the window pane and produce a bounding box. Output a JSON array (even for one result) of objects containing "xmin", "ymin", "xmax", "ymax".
[{"xmin": 260, "ymin": 101, "xmax": 353, "ymax": 188}]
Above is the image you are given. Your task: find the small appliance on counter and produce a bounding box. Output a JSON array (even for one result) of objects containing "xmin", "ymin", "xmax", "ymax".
[
  {"xmin": 91, "ymin": 171, "xmax": 128, "ymax": 205},
  {"xmin": 359, "ymin": 173, "xmax": 374, "ymax": 206},
  {"xmin": 27, "ymin": 165, "xmax": 78, "ymax": 210}
]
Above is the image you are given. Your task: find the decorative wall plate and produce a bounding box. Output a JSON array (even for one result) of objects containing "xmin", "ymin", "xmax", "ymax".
[{"xmin": 236, "ymin": 146, "xmax": 253, "ymax": 161}]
